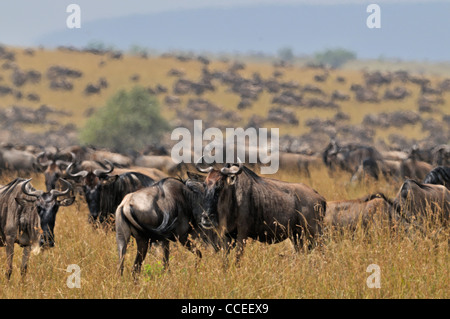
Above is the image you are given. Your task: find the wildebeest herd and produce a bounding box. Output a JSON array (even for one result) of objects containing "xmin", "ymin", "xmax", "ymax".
[{"xmin": 0, "ymin": 141, "xmax": 449, "ymax": 280}]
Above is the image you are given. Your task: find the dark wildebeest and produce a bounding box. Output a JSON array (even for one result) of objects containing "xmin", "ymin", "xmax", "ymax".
[
  {"xmin": 66, "ymin": 161, "xmax": 155, "ymax": 224},
  {"xmin": 36, "ymin": 151, "xmax": 74, "ymax": 191},
  {"xmin": 0, "ymin": 178, "xmax": 74, "ymax": 279},
  {"xmin": 196, "ymin": 159, "xmax": 326, "ymax": 263},
  {"xmin": 393, "ymin": 179, "xmax": 450, "ymax": 225},
  {"xmin": 324, "ymin": 193, "xmax": 397, "ymax": 231},
  {"xmin": 115, "ymin": 176, "xmax": 206, "ymax": 277},
  {"xmin": 322, "ymin": 140, "xmax": 383, "ymax": 175},
  {"xmin": 423, "ymin": 166, "xmax": 450, "ymax": 189}
]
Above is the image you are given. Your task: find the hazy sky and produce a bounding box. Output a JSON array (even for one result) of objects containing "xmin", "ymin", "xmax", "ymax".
[
  {"xmin": 0, "ymin": 0, "xmax": 446, "ymax": 57},
  {"xmin": 0, "ymin": 0, "xmax": 443, "ymax": 46}
]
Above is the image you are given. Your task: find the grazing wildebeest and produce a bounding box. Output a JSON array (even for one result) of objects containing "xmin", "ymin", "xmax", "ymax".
[
  {"xmin": 134, "ymin": 155, "xmax": 181, "ymax": 175},
  {"xmin": 399, "ymin": 158, "xmax": 432, "ymax": 181},
  {"xmin": 0, "ymin": 178, "xmax": 74, "ymax": 279},
  {"xmin": 115, "ymin": 176, "xmax": 206, "ymax": 277},
  {"xmin": 324, "ymin": 193, "xmax": 396, "ymax": 231},
  {"xmin": 67, "ymin": 161, "xmax": 155, "ymax": 223},
  {"xmin": 423, "ymin": 166, "xmax": 450, "ymax": 189},
  {"xmin": 393, "ymin": 179, "xmax": 450, "ymax": 224},
  {"xmin": 350, "ymin": 158, "xmax": 401, "ymax": 183},
  {"xmin": 322, "ymin": 140, "xmax": 383, "ymax": 175},
  {"xmin": 196, "ymin": 159, "xmax": 326, "ymax": 263},
  {"xmin": 0, "ymin": 146, "xmax": 37, "ymax": 174}
]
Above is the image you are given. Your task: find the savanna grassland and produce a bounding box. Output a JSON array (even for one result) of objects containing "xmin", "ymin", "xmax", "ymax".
[
  {"xmin": 0, "ymin": 167, "xmax": 448, "ymax": 299},
  {"xmin": 0, "ymin": 46, "xmax": 449, "ymax": 298}
]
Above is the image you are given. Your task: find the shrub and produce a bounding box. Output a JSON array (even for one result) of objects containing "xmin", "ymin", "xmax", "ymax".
[
  {"xmin": 314, "ymin": 48, "xmax": 357, "ymax": 68},
  {"xmin": 79, "ymin": 86, "xmax": 170, "ymax": 153}
]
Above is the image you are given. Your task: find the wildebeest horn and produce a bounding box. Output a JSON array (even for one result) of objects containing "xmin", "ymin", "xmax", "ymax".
[
  {"xmin": 220, "ymin": 157, "xmax": 243, "ymax": 175},
  {"xmin": 66, "ymin": 162, "xmax": 88, "ymax": 178},
  {"xmin": 21, "ymin": 179, "xmax": 43, "ymax": 198},
  {"xmin": 50, "ymin": 179, "xmax": 72, "ymax": 198},
  {"xmin": 36, "ymin": 152, "xmax": 53, "ymax": 167},
  {"xmin": 93, "ymin": 160, "xmax": 114, "ymax": 176},
  {"xmin": 195, "ymin": 156, "xmax": 213, "ymax": 173},
  {"xmin": 55, "ymin": 152, "xmax": 77, "ymax": 167}
]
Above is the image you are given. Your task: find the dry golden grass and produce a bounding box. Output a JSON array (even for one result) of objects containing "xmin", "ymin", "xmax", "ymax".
[{"xmin": 0, "ymin": 167, "xmax": 447, "ymax": 299}]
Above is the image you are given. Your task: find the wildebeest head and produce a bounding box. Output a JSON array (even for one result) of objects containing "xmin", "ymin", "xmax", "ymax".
[
  {"xmin": 66, "ymin": 160, "xmax": 114, "ymax": 222},
  {"xmin": 37, "ymin": 151, "xmax": 74, "ymax": 191},
  {"xmin": 195, "ymin": 157, "xmax": 244, "ymax": 229},
  {"xmin": 15, "ymin": 178, "xmax": 75, "ymax": 248}
]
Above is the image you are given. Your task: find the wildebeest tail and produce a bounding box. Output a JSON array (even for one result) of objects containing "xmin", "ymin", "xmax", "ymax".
[{"xmin": 120, "ymin": 202, "xmax": 177, "ymax": 240}]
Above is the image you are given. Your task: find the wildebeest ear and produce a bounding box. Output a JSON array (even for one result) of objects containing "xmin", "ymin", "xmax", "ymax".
[
  {"xmin": 15, "ymin": 197, "xmax": 35, "ymax": 207},
  {"xmin": 186, "ymin": 180, "xmax": 204, "ymax": 194},
  {"xmin": 57, "ymin": 196, "xmax": 75, "ymax": 207},
  {"xmin": 186, "ymin": 171, "xmax": 205, "ymax": 182}
]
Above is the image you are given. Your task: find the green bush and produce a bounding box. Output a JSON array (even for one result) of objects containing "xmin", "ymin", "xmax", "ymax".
[
  {"xmin": 79, "ymin": 86, "xmax": 170, "ymax": 153},
  {"xmin": 314, "ymin": 48, "xmax": 357, "ymax": 68}
]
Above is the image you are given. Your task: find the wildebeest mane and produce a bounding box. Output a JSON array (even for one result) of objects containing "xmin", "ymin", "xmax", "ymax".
[
  {"xmin": 360, "ymin": 192, "xmax": 394, "ymax": 206},
  {"xmin": 423, "ymin": 166, "xmax": 450, "ymax": 189}
]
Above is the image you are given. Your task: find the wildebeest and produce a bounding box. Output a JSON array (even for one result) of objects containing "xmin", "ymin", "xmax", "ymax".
[
  {"xmin": 0, "ymin": 178, "xmax": 74, "ymax": 279},
  {"xmin": 322, "ymin": 140, "xmax": 383, "ymax": 175},
  {"xmin": 134, "ymin": 155, "xmax": 181, "ymax": 175},
  {"xmin": 66, "ymin": 160, "xmax": 155, "ymax": 223},
  {"xmin": 324, "ymin": 193, "xmax": 396, "ymax": 231},
  {"xmin": 36, "ymin": 151, "xmax": 74, "ymax": 191},
  {"xmin": 399, "ymin": 158, "xmax": 432, "ymax": 181},
  {"xmin": 0, "ymin": 145, "xmax": 37, "ymax": 174},
  {"xmin": 423, "ymin": 166, "xmax": 450, "ymax": 189},
  {"xmin": 115, "ymin": 176, "xmax": 206, "ymax": 277},
  {"xmin": 350, "ymin": 158, "xmax": 401, "ymax": 183},
  {"xmin": 393, "ymin": 179, "xmax": 450, "ymax": 224},
  {"xmin": 196, "ymin": 159, "xmax": 326, "ymax": 262}
]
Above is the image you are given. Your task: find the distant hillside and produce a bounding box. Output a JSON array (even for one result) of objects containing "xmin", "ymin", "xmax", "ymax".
[
  {"xmin": 0, "ymin": 45, "xmax": 449, "ymax": 153},
  {"xmin": 36, "ymin": 2, "xmax": 450, "ymax": 62}
]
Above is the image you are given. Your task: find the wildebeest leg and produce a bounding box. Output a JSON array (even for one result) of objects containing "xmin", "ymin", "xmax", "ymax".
[
  {"xmin": 116, "ymin": 222, "xmax": 131, "ymax": 276},
  {"xmin": 20, "ymin": 246, "xmax": 31, "ymax": 277},
  {"xmin": 132, "ymin": 235, "xmax": 149, "ymax": 278},
  {"xmin": 161, "ymin": 240, "xmax": 170, "ymax": 270},
  {"xmin": 5, "ymin": 236, "xmax": 15, "ymax": 280},
  {"xmin": 235, "ymin": 235, "xmax": 248, "ymax": 265},
  {"xmin": 182, "ymin": 237, "xmax": 202, "ymax": 267}
]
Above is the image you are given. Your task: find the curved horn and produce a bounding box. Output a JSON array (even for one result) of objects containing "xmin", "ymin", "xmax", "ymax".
[
  {"xmin": 21, "ymin": 179, "xmax": 42, "ymax": 198},
  {"xmin": 195, "ymin": 156, "xmax": 213, "ymax": 173},
  {"xmin": 220, "ymin": 157, "xmax": 243, "ymax": 175},
  {"xmin": 36, "ymin": 152, "xmax": 53, "ymax": 167},
  {"xmin": 50, "ymin": 179, "xmax": 73, "ymax": 198},
  {"xmin": 93, "ymin": 160, "xmax": 114, "ymax": 176},
  {"xmin": 66, "ymin": 162, "xmax": 88, "ymax": 178}
]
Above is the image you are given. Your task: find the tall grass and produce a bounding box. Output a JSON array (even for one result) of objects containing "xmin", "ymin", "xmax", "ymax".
[{"xmin": 0, "ymin": 167, "xmax": 447, "ymax": 299}]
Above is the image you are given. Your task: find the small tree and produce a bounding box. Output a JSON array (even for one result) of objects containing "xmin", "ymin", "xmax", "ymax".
[
  {"xmin": 79, "ymin": 86, "xmax": 170, "ymax": 153},
  {"xmin": 278, "ymin": 47, "xmax": 294, "ymax": 63},
  {"xmin": 314, "ymin": 48, "xmax": 357, "ymax": 68}
]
